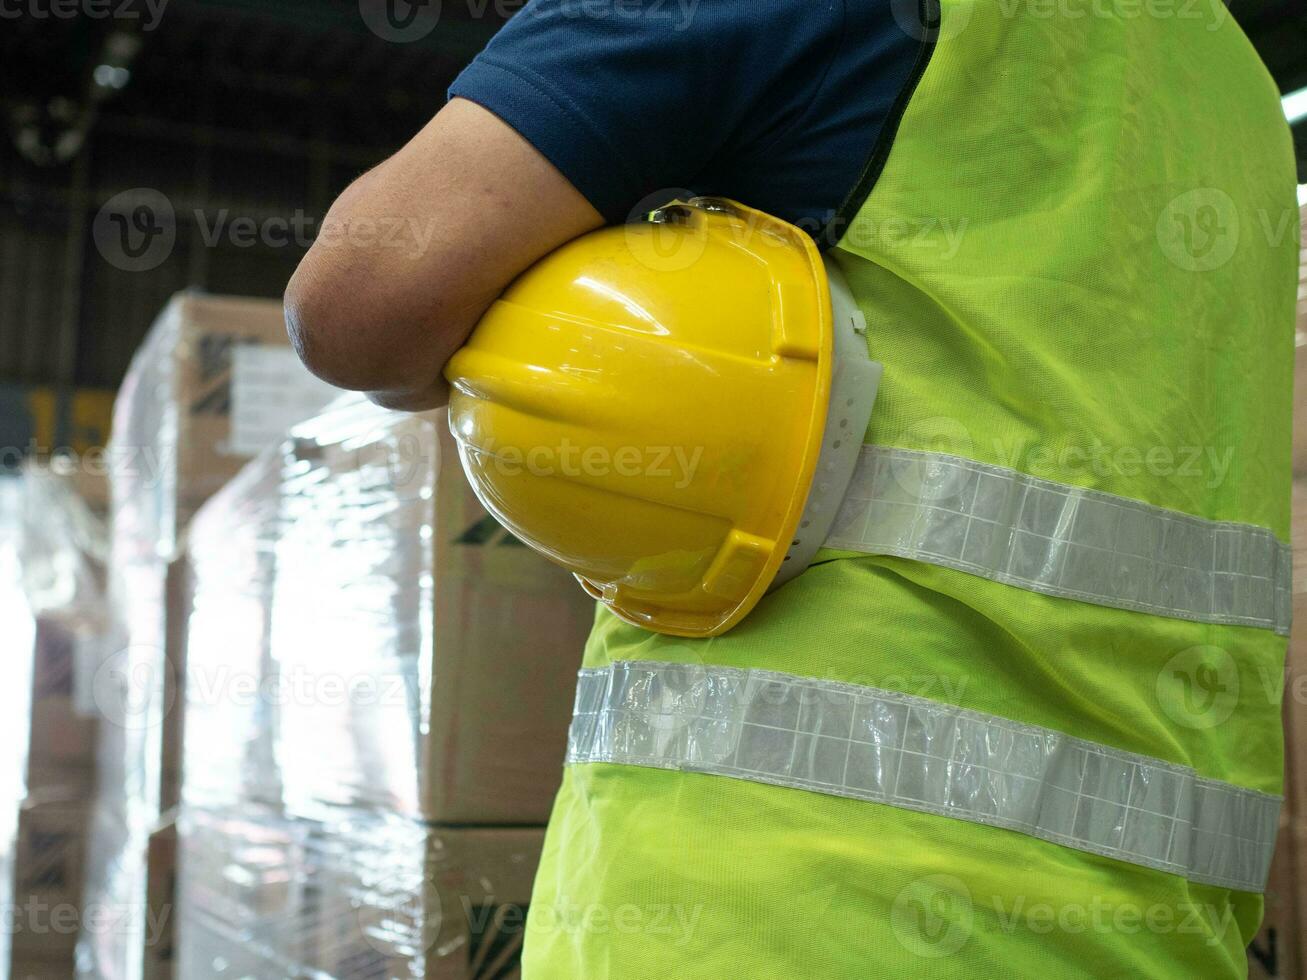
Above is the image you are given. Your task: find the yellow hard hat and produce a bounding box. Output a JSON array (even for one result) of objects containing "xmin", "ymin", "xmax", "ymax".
[{"xmin": 444, "ymin": 198, "xmax": 881, "ymax": 637}]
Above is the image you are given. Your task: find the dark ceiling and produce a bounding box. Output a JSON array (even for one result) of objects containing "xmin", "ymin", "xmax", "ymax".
[
  {"xmin": 1, "ymin": 0, "xmax": 509, "ymax": 166},
  {"xmin": 0, "ymin": 0, "xmax": 1302, "ymax": 393},
  {"xmin": 2, "ymin": 0, "xmax": 1304, "ymax": 173}
]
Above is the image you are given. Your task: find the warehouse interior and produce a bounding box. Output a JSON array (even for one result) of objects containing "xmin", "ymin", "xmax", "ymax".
[{"xmin": 2, "ymin": 0, "xmax": 1307, "ymax": 977}]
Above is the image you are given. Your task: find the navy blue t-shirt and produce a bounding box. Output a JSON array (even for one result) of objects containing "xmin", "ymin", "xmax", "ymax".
[{"xmin": 448, "ymin": 0, "xmax": 924, "ymax": 244}]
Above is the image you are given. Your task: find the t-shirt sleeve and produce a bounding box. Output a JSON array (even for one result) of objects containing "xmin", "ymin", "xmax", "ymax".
[{"xmin": 447, "ymin": 0, "xmax": 847, "ymax": 224}]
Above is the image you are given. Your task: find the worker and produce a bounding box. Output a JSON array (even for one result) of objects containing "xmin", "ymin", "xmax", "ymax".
[{"xmin": 284, "ymin": 0, "xmax": 1300, "ymax": 976}]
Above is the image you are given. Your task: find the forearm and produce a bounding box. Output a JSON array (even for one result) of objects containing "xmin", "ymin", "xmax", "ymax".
[{"xmin": 284, "ymin": 98, "xmax": 602, "ymax": 412}]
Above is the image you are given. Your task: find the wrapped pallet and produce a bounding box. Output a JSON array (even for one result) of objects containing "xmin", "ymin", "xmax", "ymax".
[
  {"xmin": 9, "ymin": 468, "xmax": 109, "ymax": 979},
  {"xmin": 0, "ymin": 475, "xmax": 35, "ymax": 977},
  {"xmin": 18, "ymin": 466, "xmax": 109, "ymax": 802},
  {"xmin": 182, "ymin": 395, "xmax": 593, "ymax": 824},
  {"xmin": 177, "ymin": 804, "xmax": 541, "ymax": 980},
  {"xmin": 175, "ymin": 395, "xmax": 594, "ymax": 977},
  {"xmin": 81, "ymin": 292, "xmax": 336, "ymax": 980}
]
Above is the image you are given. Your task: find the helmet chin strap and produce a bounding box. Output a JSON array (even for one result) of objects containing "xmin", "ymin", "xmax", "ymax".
[{"xmin": 772, "ymin": 255, "xmax": 882, "ymax": 590}]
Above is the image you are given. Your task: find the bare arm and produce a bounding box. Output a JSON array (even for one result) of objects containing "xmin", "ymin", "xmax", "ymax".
[{"xmin": 284, "ymin": 97, "xmax": 603, "ymax": 411}]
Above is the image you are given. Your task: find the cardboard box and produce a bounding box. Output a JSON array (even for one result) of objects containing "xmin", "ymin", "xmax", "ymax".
[
  {"xmin": 422, "ymin": 420, "xmax": 594, "ymax": 823},
  {"xmin": 158, "ymin": 558, "xmax": 190, "ymax": 814},
  {"xmin": 308, "ymin": 824, "xmax": 541, "ymax": 980},
  {"xmin": 24, "ymin": 764, "xmax": 95, "ymax": 802},
  {"xmin": 174, "ymin": 804, "xmax": 314, "ymax": 979},
  {"xmin": 8, "ymin": 957, "xmax": 75, "ymax": 979},
  {"xmin": 26, "ymin": 615, "xmax": 98, "ymax": 777},
  {"xmin": 184, "ymin": 400, "xmax": 594, "ymax": 825},
  {"xmin": 1250, "ymin": 811, "xmax": 1299, "ymax": 979},
  {"xmin": 175, "ymin": 805, "xmax": 540, "ymax": 980},
  {"xmin": 9, "ymin": 798, "xmax": 90, "ymax": 961},
  {"xmin": 80, "ymin": 292, "xmax": 337, "ymax": 980},
  {"xmin": 111, "ymin": 290, "xmax": 338, "ymax": 562},
  {"xmin": 142, "ymin": 814, "xmax": 178, "ymax": 980}
]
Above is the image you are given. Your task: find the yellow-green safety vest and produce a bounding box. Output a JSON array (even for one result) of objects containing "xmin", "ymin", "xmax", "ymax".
[{"xmin": 524, "ymin": 1, "xmax": 1299, "ymax": 976}]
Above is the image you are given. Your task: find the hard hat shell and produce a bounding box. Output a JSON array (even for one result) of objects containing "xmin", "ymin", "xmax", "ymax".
[{"xmin": 445, "ymin": 198, "xmax": 834, "ymax": 637}]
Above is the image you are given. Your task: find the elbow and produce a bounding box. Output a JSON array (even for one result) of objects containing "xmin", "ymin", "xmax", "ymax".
[
  {"xmin": 284, "ymin": 248, "xmax": 431, "ymax": 395},
  {"xmin": 284, "ymin": 254, "xmax": 374, "ymax": 391}
]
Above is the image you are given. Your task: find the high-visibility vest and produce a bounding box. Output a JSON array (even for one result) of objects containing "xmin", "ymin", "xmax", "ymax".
[{"xmin": 523, "ymin": 1, "xmax": 1299, "ymax": 976}]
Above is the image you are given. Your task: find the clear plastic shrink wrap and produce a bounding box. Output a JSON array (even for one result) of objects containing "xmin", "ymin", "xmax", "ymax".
[
  {"xmin": 0, "ymin": 476, "xmax": 34, "ymax": 976},
  {"xmin": 181, "ymin": 394, "xmax": 592, "ymax": 822},
  {"xmin": 81, "ymin": 292, "xmax": 335, "ymax": 980},
  {"xmin": 176, "ymin": 394, "xmax": 592, "ymax": 978},
  {"xmin": 17, "ymin": 465, "xmax": 110, "ymax": 796},
  {"xmin": 9, "ymin": 467, "xmax": 110, "ymax": 976},
  {"xmin": 176, "ymin": 804, "xmax": 543, "ymax": 980}
]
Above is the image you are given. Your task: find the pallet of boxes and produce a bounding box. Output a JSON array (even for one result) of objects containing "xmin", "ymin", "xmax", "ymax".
[
  {"xmin": 171, "ymin": 394, "xmax": 595, "ymax": 979},
  {"xmin": 79, "ymin": 292, "xmax": 338, "ymax": 980},
  {"xmin": 9, "ymin": 467, "xmax": 109, "ymax": 979}
]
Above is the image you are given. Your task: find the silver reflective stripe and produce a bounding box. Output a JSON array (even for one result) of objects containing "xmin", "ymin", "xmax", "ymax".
[
  {"xmin": 825, "ymin": 446, "xmax": 1292, "ymax": 636},
  {"xmin": 568, "ymin": 661, "xmax": 1280, "ymax": 892}
]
